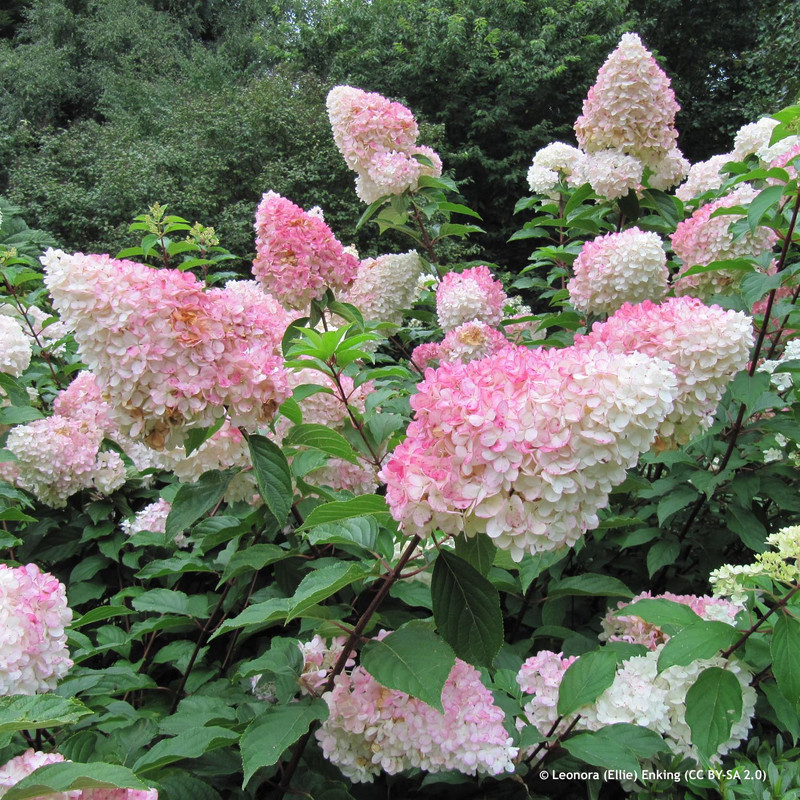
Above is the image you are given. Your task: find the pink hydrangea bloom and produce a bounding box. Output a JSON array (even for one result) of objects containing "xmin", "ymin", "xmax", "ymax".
[
  {"xmin": 317, "ymin": 653, "xmax": 517, "ymax": 782},
  {"xmin": 0, "ymin": 750, "xmax": 70, "ymax": 798},
  {"xmin": 600, "ymin": 591, "xmax": 744, "ymax": 649},
  {"xmin": 675, "ymin": 153, "xmax": 734, "ymax": 202},
  {"xmin": 568, "ymin": 227, "xmax": 668, "ymax": 315},
  {"xmin": 52, "ymin": 371, "xmax": 117, "ymax": 436},
  {"xmin": 575, "ymin": 33, "xmax": 680, "ymax": 168},
  {"xmin": 438, "ymin": 320, "xmax": 508, "ymax": 364},
  {"xmin": 252, "ymin": 192, "xmax": 359, "ymax": 309},
  {"xmin": 344, "ymin": 251, "xmax": 422, "ymax": 324},
  {"xmin": 410, "ymin": 342, "xmax": 441, "ymax": 371},
  {"xmin": 43, "ymin": 250, "xmax": 290, "ymax": 448},
  {"xmin": 380, "ymin": 343, "xmax": 676, "ymax": 560},
  {"xmin": 81, "ymin": 792, "xmax": 158, "ymax": 800},
  {"xmin": 327, "ymin": 86, "xmax": 443, "ymax": 203},
  {"xmin": 5, "ymin": 414, "xmax": 124, "ymax": 507},
  {"xmin": 121, "ymin": 498, "xmax": 171, "ymax": 537},
  {"xmin": 516, "ymin": 651, "xmax": 578, "ymax": 742},
  {"xmin": 297, "ymin": 635, "xmax": 356, "ymax": 696},
  {"xmin": 435, "ymin": 266, "xmax": 507, "ymax": 332},
  {"xmin": 0, "ymin": 564, "xmax": 72, "ymax": 695},
  {"xmin": 671, "ymin": 185, "xmax": 779, "ymax": 297},
  {"xmin": 574, "ymin": 298, "xmax": 753, "ymax": 448}
]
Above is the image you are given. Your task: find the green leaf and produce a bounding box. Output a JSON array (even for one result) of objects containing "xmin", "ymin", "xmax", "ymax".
[
  {"xmin": 685, "ymin": 667, "xmax": 743, "ymax": 760},
  {"xmin": 0, "ymin": 696, "xmax": 92, "ymax": 733},
  {"xmin": 657, "ymin": 622, "xmax": 739, "ymax": 672},
  {"xmin": 518, "ymin": 549, "xmax": 568, "ymax": 593},
  {"xmin": 762, "ymin": 681, "xmax": 800, "ymax": 743},
  {"xmin": 285, "ymin": 423, "xmax": 360, "ymax": 464},
  {"xmin": 657, "ymin": 486, "xmax": 699, "ymax": 525},
  {"xmin": 210, "ymin": 597, "xmax": 290, "ymax": 639},
  {"xmin": 299, "ymin": 495, "xmax": 391, "ymax": 530},
  {"xmin": 165, "ymin": 470, "xmax": 235, "ymax": 541},
  {"xmin": 361, "ymin": 623, "xmax": 456, "ymax": 712},
  {"xmin": 747, "ymin": 184, "xmax": 784, "ymax": 231},
  {"xmin": 240, "ymin": 700, "xmax": 328, "ymax": 786},
  {"xmin": 286, "ymin": 562, "xmax": 372, "ymax": 621},
  {"xmin": 431, "ymin": 550, "xmax": 503, "ymax": 667},
  {"xmin": 557, "ymin": 649, "xmax": 618, "ymax": 716},
  {"xmin": 248, "ymin": 434, "xmax": 293, "ymax": 524},
  {"xmin": 3, "ymin": 763, "xmax": 151, "ymax": 800},
  {"xmin": 438, "ymin": 201, "xmax": 482, "ymax": 219},
  {"xmin": 647, "ymin": 538, "xmax": 680, "ymax": 577},
  {"xmin": 0, "ymin": 406, "xmax": 43, "ymax": 424},
  {"xmin": 615, "ymin": 599, "xmax": 702, "ymax": 631},
  {"xmin": 183, "ymin": 418, "xmax": 225, "ymax": 456},
  {"xmin": 741, "ymin": 271, "xmax": 783, "ymax": 308},
  {"xmin": 131, "ymin": 588, "xmax": 209, "ymax": 618},
  {"xmin": 453, "ymin": 533, "xmax": 497, "ymax": 576},
  {"xmin": 548, "ymin": 574, "xmax": 633, "ymax": 599},
  {"xmin": 133, "ymin": 726, "xmax": 239, "ymax": 773},
  {"xmin": 219, "ymin": 543, "xmax": 289, "ymax": 584},
  {"xmin": 70, "ymin": 605, "xmax": 135, "ymax": 629},
  {"xmin": 305, "ymin": 517, "xmax": 381, "ymax": 554},
  {"xmin": 771, "ymin": 614, "xmax": 800, "ymax": 702},
  {"xmin": 562, "ymin": 724, "xmax": 668, "ymax": 777},
  {"xmin": 0, "ymin": 374, "xmax": 31, "ymax": 406}
]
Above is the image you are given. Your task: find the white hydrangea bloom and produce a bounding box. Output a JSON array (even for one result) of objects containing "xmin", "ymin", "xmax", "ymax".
[{"xmin": 0, "ymin": 316, "xmax": 31, "ymax": 377}]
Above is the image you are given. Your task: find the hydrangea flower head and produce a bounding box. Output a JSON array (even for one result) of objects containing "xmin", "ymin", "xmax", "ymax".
[
  {"xmin": 0, "ymin": 564, "xmax": 72, "ymax": 695},
  {"xmin": 380, "ymin": 343, "xmax": 677, "ymax": 560},
  {"xmin": 516, "ymin": 651, "xmax": 578, "ymax": 741},
  {"xmin": 438, "ymin": 321, "xmax": 508, "ymax": 364},
  {"xmin": 0, "ymin": 316, "xmax": 31, "ymax": 377},
  {"xmin": 675, "ymin": 153, "xmax": 734, "ymax": 202},
  {"xmin": 0, "ymin": 750, "xmax": 70, "ymax": 798},
  {"xmin": 732, "ymin": 117, "xmax": 800, "ymax": 164},
  {"xmin": 526, "ymin": 143, "xmax": 587, "ymax": 196},
  {"xmin": 568, "ymin": 227, "xmax": 668, "ymax": 315},
  {"xmin": 575, "ymin": 33, "xmax": 680, "ymax": 168},
  {"xmin": 345, "ymin": 250, "xmax": 422, "ymax": 324},
  {"xmin": 435, "ymin": 266, "xmax": 507, "ymax": 332},
  {"xmin": 574, "ymin": 298, "xmax": 753, "ymax": 448},
  {"xmin": 43, "ymin": 250, "xmax": 290, "ymax": 447},
  {"xmin": 253, "ymin": 192, "xmax": 359, "ymax": 309},
  {"xmin": 671, "ymin": 185, "xmax": 779, "ymax": 297},
  {"xmin": 327, "ymin": 86, "xmax": 443, "ymax": 203},
  {"xmin": 317, "ymin": 650, "xmax": 516, "ymax": 782},
  {"xmin": 581, "ymin": 150, "xmax": 643, "ymax": 200}
]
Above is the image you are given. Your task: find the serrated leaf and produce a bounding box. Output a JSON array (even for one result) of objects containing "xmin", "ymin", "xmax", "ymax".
[
  {"xmin": 210, "ymin": 597, "xmax": 289, "ymax": 639},
  {"xmin": 248, "ymin": 434, "xmax": 293, "ymax": 524},
  {"xmin": 747, "ymin": 184, "xmax": 784, "ymax": 231},
  {"xmin": 285, "ymin": 423, "xmax": 360, "ymax": 464},
  {"xmin": 453, "ymin": 533, "xmax": 496, "ymax": 576},
  {"xmin": 286, "ymin": 562, "xmax": 371, "ymax": 621},
  {"xmin": 0, "ymin": 406, "xmax": 43, "ymax": 424},
  {"xmin": 304, "ymin": 517, "xmax": 380, "ymax": 553},
  {"xmin": 562, "ymin": 724, "xmax": 668, "ymax": 777},
  {"xmin": 548, "ymin": 574, "xmax": 633, "ymax": 599},
  {"xmin": 615, "ymin": 599, "xmax": 702, "ymax": 630},
  {"xmin": 361, "ymin": 623, "xmax": 456, "ymax": 711},
  {"xmin": 219, "ymin": 543, "xmax": 289, "ymax": 585},
  {"xmin": 657, "ymin": 621, "xmax": 739, "ymax": 672},
  {"xmin": 299, "ymin": 495, "xmax": 391, "ymax": 529},
  {"xmin": 0, "ymin": 696, "xmax": 92, "ymax": 733},
  {"xmin": 647, "ymin": 538, "xmax": 680, "ymax": 577},
  {"xmin": 131, "ymin": 588, "xmax": 209, "ymax": 618},
  {"xmin": 182, "ymin": 418, "xmax": 225, "ymax": 456},
  {"xmin": 657, "ymin": 486, "xmax": 699, "ymax": 525},
  {"xmin": 741, "ymin": 271, "xmax": 783, "ymax": 308},
  {"xmin": 240, "ymin": 700, "xmax": 327, "ymax": 786},
  {"xmin": 0, "ymin": 374, "xmax": 31, "ymax": 406},
  {"xmin": 133, "ymin": 726, "xmax": 239, "ymax": 773},
  {"xmin": 431, "ymin": 550, "xmax": 503, "ymax": 667},
  {"xmin": 156, "ymin": 771, "xmax": 223, "ymax": 800},
  {"xmin": 557, "ymin": 649, "xmax": 617, "ymax": 716},
  {"xmin": 3, "ymin": 763, "xmax": 151, "ymax": 800},
  {"xmin": 518, "ymin": 549, "xmax": 568, "ymax": 592},
  {"xmin": 165, "ymin": 470, "xmax": 235, "ymax": 541},
  {"xmin": 686, "ymin": 667, "xmax": 743, "ymax": 760},
  {"xmin": 70, "ymin": 606, "xmax": 135, "ymax": 629},
  {"xmin": 771, "ymin": 614, "xmax": 800, "ymax": 702}
]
